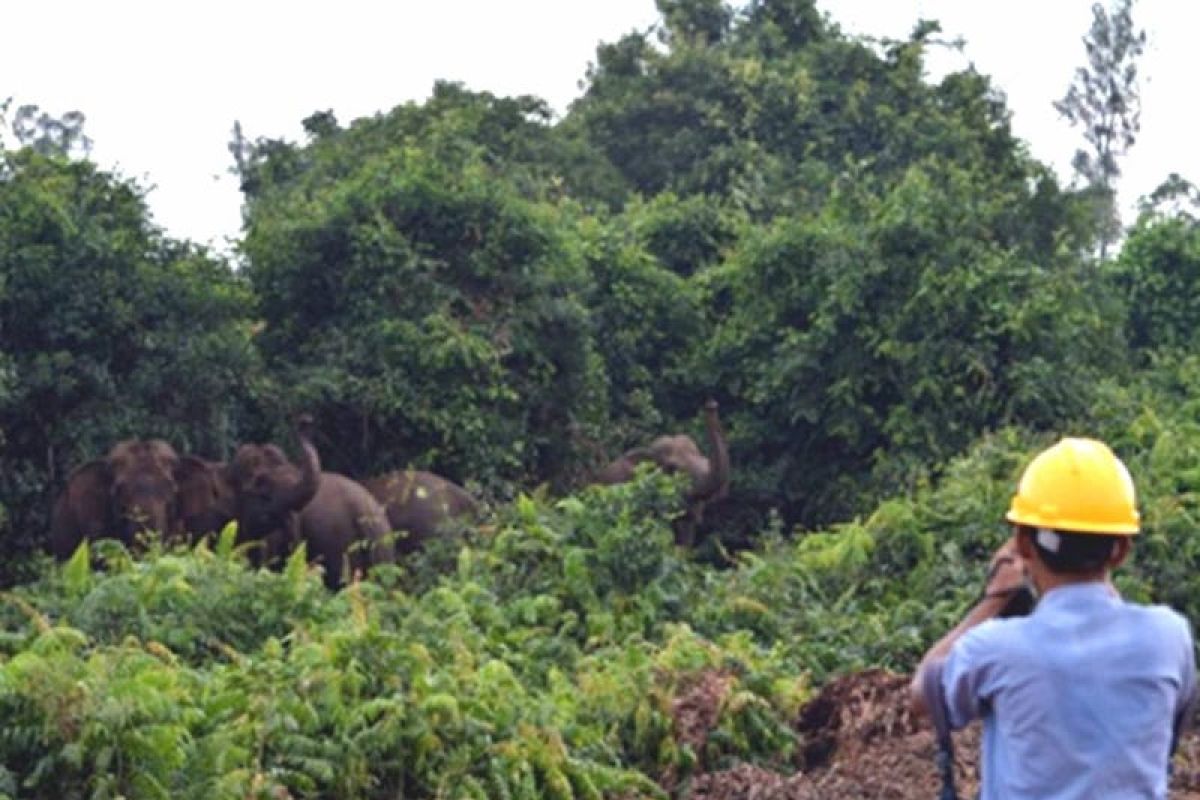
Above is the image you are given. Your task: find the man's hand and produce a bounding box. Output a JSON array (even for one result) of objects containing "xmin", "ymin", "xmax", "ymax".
[{"xmin": 985, "ymin": 537, "xmax": 1028, "ymax": 598}]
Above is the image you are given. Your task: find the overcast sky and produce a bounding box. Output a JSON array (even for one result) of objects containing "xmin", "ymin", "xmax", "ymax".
[{"xmin": 4, "ymin": 0, "xmax": 1196, "ymax": 253}]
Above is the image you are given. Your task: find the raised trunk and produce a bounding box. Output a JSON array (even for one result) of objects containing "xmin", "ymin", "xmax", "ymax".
[
  {"xmin": 287, "ymin": 426, "xmax": 322, "ymax": 510},
  {"xmin": 265, "ymin": 424, "xmax": 322, "ymax": 520},
  {"xmin": 687, "ymin": 400, "xmax": 730, "ymax": 502}
]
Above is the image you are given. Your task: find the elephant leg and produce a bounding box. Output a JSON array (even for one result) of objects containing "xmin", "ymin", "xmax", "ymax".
[
  {"xmin": 49, "ymin": 494, "xmax": 86, "ymax": 561},
  {"xmin": 300, "ymin": 515, "xmax": 359, "ymax": 590},
  {"xmin": 260, "ymin": 520, "xmax": 297, "ymax": 569},
  {"xmin": 306, "ymin": 533, "xmax": 348, "ymax": 590},
  {"xmin": 346, "ymin": 505, "xmax": 393, "ymax": 583}
]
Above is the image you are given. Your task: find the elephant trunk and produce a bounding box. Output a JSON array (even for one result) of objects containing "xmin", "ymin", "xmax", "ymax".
[
  {"xmin": 265, "ymin": 422, "xmax": 322, "ymax": 520},
  {"xmin": 687, "ymin": 400, "xmax": 730, "ymax": 502},
  {"xmin": 118, "ymin": 478, "xmax": 177, "ymax": 544},
  {"xmin": 258, "ymin": 419, "xmax": 321, "ymax": 525},
  {"xmin": 118, "ymin": 503, "xmax": 167, "ymax": 545}
]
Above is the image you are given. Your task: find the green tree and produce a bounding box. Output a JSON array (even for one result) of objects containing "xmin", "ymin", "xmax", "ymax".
[
  {"xmin": 571, "ymin": 2, "xmax": 1036, "ymax": 227},
  {"xmin": 239, "ymin": 114, "xmax": 608, "ymax": 491},
  {"xmin": 235, "ymin": 81, "xmax": 625, "ymax": 214},
  {"xmin": 1138, "ymin": 173, "xmax": 1200, "ymax": 223},
  {"xmin": 705, "ymin": 157, "xmax": 1121, "ymax": 529},
  {"xmin": 1113, "ymin": 209, "xmax": 1200, "ymax": 352},
  {"xmin": 575, "ymin": 203, "xmax": 711, "ymax": 453},
  {"xmin": 574, "ymin": 28, "xmax": 746, "ymax": 199}
]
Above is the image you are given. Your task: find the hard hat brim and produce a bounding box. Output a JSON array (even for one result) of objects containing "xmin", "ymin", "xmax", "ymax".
[{"xmin": 1005, "ymin": 508, "xmax": 1140, "ymax": 536}]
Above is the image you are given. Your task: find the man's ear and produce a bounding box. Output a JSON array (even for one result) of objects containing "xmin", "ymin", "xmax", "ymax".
[
  {"xmin": 1015, "ymin": 527, "xmax": 1036, "ymax": 561},
  {"xmin": 1108, "ymin": 536, "xmax": 1132, "ymax": 569}
]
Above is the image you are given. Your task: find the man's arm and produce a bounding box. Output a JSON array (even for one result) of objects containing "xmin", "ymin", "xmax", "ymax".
[
  {"xmin": 909, "ymin": 537, "xmax": 1028, "ymax": 717},
  {"xmin": 1171, "ymin": 617, "xmax": 1198, "ymax": 756}
]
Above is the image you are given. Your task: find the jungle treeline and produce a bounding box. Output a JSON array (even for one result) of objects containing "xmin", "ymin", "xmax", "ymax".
[{"xmin": 2, "ymin": 0, "xmax": 1199, "ymax": 581}]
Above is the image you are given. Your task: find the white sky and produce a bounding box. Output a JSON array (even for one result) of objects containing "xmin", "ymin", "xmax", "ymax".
[{"xmin": 3, "ymin": 1, "xmax": 1196, "ymax": 254}]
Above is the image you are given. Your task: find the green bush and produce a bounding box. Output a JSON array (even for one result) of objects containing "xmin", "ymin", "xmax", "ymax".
[{"xmin": 3, "ymin": 412, "xmax": 1200, "ymax": 797}]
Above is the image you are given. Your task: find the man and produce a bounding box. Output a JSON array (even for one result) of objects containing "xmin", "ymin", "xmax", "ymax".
[{"xmin": 910, "ymin": 437, "xmax": 1196, "ymax": 799}]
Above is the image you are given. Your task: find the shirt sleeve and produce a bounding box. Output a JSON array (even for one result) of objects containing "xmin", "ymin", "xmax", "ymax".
[
  {"xmin": 1174, "ymin": 615, "xmax": 1197, "ymax": 733},
  {"xmin": 940, "ymin": 621, "xmax": 1004, "ymax": 730}
]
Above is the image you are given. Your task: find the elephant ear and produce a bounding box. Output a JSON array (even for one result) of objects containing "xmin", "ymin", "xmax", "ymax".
[
  {"xmin": 175, "ymin": 456, "xmax": 234, "ymax": 538},
  {"xmin": 176, "ymin": 456, "xmax": 220, "ymax": 515},
  {"xmin": 62, "ymin": 459, "xmax": 114, "ymax": 535},
  {"xmin": 228, "ymin": 444, "xmax": 265, "ymax": 490}
]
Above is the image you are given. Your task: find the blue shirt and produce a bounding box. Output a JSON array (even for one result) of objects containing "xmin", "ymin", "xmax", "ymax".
[{"xmin": 939, "ymin": 582, "xmax": 1195, "ymax": 799}]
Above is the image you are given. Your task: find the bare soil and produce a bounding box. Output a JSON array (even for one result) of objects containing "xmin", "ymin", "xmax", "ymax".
[{"xmin": 672, "ymin": 667, "xmax": 1200, "ymax": 799}]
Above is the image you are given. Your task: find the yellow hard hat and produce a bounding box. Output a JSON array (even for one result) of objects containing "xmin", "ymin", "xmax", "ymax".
[{"xmin": 1005, "ymin": 437, "xmax": 1139, "ymax": 535}]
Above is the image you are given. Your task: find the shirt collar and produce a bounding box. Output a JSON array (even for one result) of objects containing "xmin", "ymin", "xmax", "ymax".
[{"xmin": 1033, "ymin": 580, "xmax": 1118, "ymax": 614}]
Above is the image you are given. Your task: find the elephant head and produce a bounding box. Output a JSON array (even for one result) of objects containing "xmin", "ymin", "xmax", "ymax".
[
  {"xmin": 174, "ymin": 456, "xmax": 236, "ymax": 541},
  {"xmin": 227, "ymin": 418, "xmax": 321, "ymax": 565},
  {"xmin": 594, "ymin": 400, "xmax": 731, "ymax": 546},
  {"xmin": 49, "ymin": 438, "xmax": 183, "ymax": 559}
]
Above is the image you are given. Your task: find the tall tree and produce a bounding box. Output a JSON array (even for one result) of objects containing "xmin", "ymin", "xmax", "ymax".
[{"xmin": 1054, "ymin": 0, "xmax": 1146, "ymax": 257}]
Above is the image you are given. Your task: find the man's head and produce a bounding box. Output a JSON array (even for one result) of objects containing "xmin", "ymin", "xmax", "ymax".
[
  {"xmin": 1006, "ymin": 437, "xmax": 1138, "ymax": 585},
  {"xmin": 1013, "ymin": 524, "xmax": 1130, "ymax": 580}
]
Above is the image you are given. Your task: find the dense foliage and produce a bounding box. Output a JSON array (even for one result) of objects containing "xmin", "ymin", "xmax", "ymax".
[{"xmin": 4, "ymin": 386, "xmax": 1200, "ymax": 797}]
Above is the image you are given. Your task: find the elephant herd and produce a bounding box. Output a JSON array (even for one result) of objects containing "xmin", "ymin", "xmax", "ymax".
[{"xmin": 49, "ymin": 402, "xmax": 731, "ymax": 588}]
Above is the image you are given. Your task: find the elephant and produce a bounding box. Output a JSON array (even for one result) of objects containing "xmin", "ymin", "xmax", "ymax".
[
  {"xmin": 226, "ymin": 420, "xmax": 322, "ymax": 568},
  {"xmin": 362, "ymin": 469, "xmax": 480, "ymax": 556},
  {"xmin": 594, "ymin": 399, "xmax": 731, "ymax": 546},
  {"xmin": 227, "ymin": 419, "xmax": 393, "ymax": 588},
  {"xmin": 49, "ymin": 438, "xmax": 185, "ymax": 559},
  {"xmin": 174, "ymin": 456, "xmax": 236, "ymax": 542},
  {"xmin": 298, "ymin": 473, "xmax": 394, "ymax": 590}
]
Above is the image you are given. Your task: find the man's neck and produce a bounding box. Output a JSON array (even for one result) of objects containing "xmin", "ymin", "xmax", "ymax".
[{"xmin": 1035, "ymin": 569, "xmax": 1110, "ymax": 596}]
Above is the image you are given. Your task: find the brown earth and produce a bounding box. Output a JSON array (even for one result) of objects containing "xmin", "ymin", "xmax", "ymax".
[{"xmin": 674, "ymin": 668, "xmax": 1200, "ymax": 800}]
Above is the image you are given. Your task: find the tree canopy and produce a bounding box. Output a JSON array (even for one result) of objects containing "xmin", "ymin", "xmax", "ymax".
[{"xmin": 1, "ymin": 0, "xmax": 1194, "ymax": 569}]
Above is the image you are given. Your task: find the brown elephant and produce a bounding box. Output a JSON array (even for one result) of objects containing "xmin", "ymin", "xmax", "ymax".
[
  {"xmin": 226, "ymin": 420, "xmax": 322, "ymax": 567},
  {"xmin": 362, "ymin": 470, "xmax": 479, "ymax": 555},
  {"xmin": 594, "ymin": 399, "xmax": 731, "ymax": 546},
  {"xmin": 298, "ymin": 474, "xmax": 394, "ymax": 589},
  {"xmin": 227, "ymin": 420, "xmax": 393, "ymax": 588},
  {"xmin": 174, "ymin": 456, "xmax": 236, "ymax": 542},
  {"xmin": 49, "ymin": 439, "xmax": 185, "ymax": 559}
]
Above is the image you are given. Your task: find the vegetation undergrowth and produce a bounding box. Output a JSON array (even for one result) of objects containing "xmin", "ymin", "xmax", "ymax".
[{"xmin": 4, "ymin": 396, "xmax": 1200, "ymax": 800}]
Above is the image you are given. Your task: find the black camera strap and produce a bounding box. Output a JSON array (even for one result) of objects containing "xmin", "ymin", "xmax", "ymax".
[{"xmin": 921, "ymin": 663, "xmax": 961, "ymax": 800}]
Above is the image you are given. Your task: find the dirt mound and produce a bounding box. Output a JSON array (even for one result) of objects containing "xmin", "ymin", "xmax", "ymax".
[
  {"xmin": 794, "ymin": 668, "xmax": 980, "ymax": 799},
  {"xmin": 687, "ymin": 763, "xmax": 818, "ymax": 800},
  {"xmin": 795, "ymin": 668, "xmax": 923, "ymax": 768},
  {"xmin": 674, "ymin": 667, "xmax": 1200, "ymax": 799}
]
